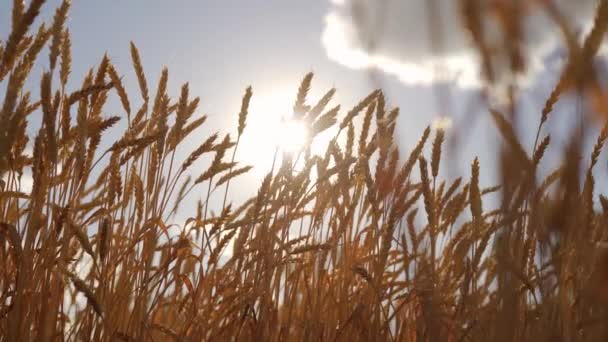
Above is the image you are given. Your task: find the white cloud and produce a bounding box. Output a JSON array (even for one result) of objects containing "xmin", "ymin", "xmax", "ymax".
[{"xmin": 322, "ymin": 0, "xmax": 599, "ymax": 87}]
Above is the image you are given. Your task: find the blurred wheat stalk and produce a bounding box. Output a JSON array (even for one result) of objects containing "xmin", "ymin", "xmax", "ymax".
[{"xmin": 2, "ymin": 0, "xmax": 608, "ymax": 341}]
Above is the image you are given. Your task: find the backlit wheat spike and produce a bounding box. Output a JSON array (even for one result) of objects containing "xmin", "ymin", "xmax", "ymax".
[
  {"xmin": 194, "ymin": 134, "xmax": 231, "ymax": 181},
  {"xmin": 470, "ymin": 157, "xmax": 482, "ymax": 224},
  {"xmin": 167, "ymin": 83, "xmax": 190, "ymax": 148},
  {"xmin": 0, "ymin": 0, "xmax": 45, "ymax": 79},
  {"xmin": 431, "ymin": 129, "xmax": 444, "ymax": 179},
  {"xmin": 195, "ymin": 159, "xmax": 235, "ymax": 185},
  {"xmin": 0, "ymin": 28, "xmax": 48, "ymax": 147},
  {"xmin": 238, "ymin": 86, "xmax": 252, "ymax": 137},
  {"xmin": 311, "ymin": 105, "xmax": 340, "ymax": 137},
  {"xmin": 108, "ymin": 64, "xmax": 131, "ymax": 115},
  {"xmin": 170, "ymin": 176, "xmax": 192, "ymax": 216},
  {"xmin": 109, "ymin": 130, "xmax": 161, "ymax": 152},
  {"xmin": 540, "ymin": 77, "xmax": 566, "ymax": 127},
  {"xmin": 185, "ymin": 97, "xmax": 199, "ymax": 120},
  {"xmin": 60, "ymin": 267, "xmax": 104, "ymax": 318},
  {"xmin": 289, "ymin": 243, "xmax": 331, "ymax": 255},
  {"xmin": 394, "ymin": 126, "xmax": 430, "ymax": 190},
  {"xmin": 339, "ymin": 89, "xmax": 380, "ymax": 129},
  {"xmin": 532, "ymin": 135, "xmax": 550, "ymax": 167},
  {"xmin": 376, "ymin": 90, "xmax": 385, "ymax": 121},
  {"xmin": 49, "ymin": 0, "xmax": 70, "ymax": 71},
  {"xmin": 182, "ymin": 133, "xmax": 218, "ymax": 171},
  {"xmin": 151, "ymin": 67, "xmax": 169, "ymax": 120},
  {"xmin": 93, "ymin": 54, "xmax": 109, "ymax": 94},
  {"xmin": 176, "ymin": 115, "xmax": 207, "ymax": 146},
  {"xmin": 357, "ymin": 100, "xmax": 374, "ymax": 158},
  {"xmin": 294, "ymin": 72, "xmax": 313, "ymax": 117},
  {"xmin": 215, "ymin": 165, "xmax": 253, "ymax": 188},
  {"xmin": 12, "ymin": 1, "xmax": 25, "ymax": 31},
  {"xmin": 209, "ymin": 229, "xmax": 237, "ymax": 265},
  {"xmin": 60, "ymin": 29, "xmax": 71, "ymax": 87},
  {"xmin": 418, "ymin": 156, "xmax": 435, "ymax": 231},
  {"xmin": 590, "ymin": 120, "xmax": 608, "ymax": 170},
  {"xmin": 130, "ymin": 41, "xmax": 149, "ymax": 102},
  {"xmin": 41, "ymin": 71, "xmax": 58, "ymax": 163},
  {"xmin": 14, "ymin": 36, "xmax": 33, "ymax": 64},
  {"xmin": 440, "ymin": 177, "xmax": 462, "ymax": 210},
  {"xmin": 134, "ymin": 171, "xmax": 144, "ymax": 221},
  {"xmin": 385, "ymin": 146, "xmax": 399, "ymax": 183},
  {"xmin": 108, "ymin": 153, "xmax": 122, "ymax": 205},
  {"xmin": 346, "ymin": 122, "xmax": 354, "ymax": 158},
  {"xmin": 67, "ymin": 82, "xmax": 113, "ymax": 106},
  {"xmin": 306, "ymin": 87, "xmax": 335, "ymax": 123},
  {"xmin": 22, "ymin": 24, "xmax": 50, "ymax": 72},
  {"xmin": 67, "ymin": 217, "xmax": 95, "ymax": 258},
  {"xmin": 98, "ymin": 216, "xmax": 111, "ymax": 260}
]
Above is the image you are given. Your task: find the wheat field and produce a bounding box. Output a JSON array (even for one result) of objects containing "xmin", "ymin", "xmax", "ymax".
[{"xmin": 2, "ymin": 0, "xmax": 608, "ymax": 341}]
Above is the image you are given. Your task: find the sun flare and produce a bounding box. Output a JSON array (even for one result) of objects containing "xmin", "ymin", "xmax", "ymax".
[
  {"xmin": 238, "ymin": 87, "xmax": 311, "ymax": 173},
  {"xmin": 277, "ymin": 119, "xmax": 308, "ymax": 153}
]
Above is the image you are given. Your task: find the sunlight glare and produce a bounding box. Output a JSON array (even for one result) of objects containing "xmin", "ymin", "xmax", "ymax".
[
  {"xmin": 238, "ymin": 87, "xmax": 311, "ymax": 176},
  {"xmin": 277, "ymin": 119, "xmax": 307, "ymax": 153}
]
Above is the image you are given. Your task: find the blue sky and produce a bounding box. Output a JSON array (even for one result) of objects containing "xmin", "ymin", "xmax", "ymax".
[
  {"xmin": 0, "ymin": 1, "xmax": 434, "ymax": 180},
  {"xmin": 2, "ymin": 0, "xmax": 606, "ymax": 222}
]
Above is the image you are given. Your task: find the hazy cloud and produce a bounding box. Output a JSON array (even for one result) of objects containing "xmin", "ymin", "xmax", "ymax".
[{"xmin": 322, "ymin": 0, "xmax": 599, "ymax": 87}]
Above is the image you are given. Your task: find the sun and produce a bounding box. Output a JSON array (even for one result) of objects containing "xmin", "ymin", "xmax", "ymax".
[
  {"xmin": 238, "ymin": 87, "xmax": 310, "ymax": 173},
  {"xmin": 277, "ymin": 118, "xmax": 308, "ymax": 153}
]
